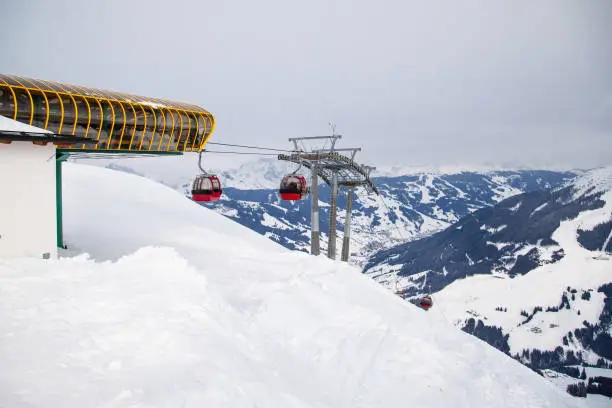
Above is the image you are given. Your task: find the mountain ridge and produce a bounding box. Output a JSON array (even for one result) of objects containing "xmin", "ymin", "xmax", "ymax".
[
  {"xmin": 87, "ymin": 157, "xmax": 577, "ymax": 266},
  {"xmin": 364, "ymin": 166, "xmax": 612, "ymax": 370}
]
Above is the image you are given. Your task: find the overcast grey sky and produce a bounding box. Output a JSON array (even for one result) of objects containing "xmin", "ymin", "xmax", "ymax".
[{"xmin": 2, "ymin": 0, "xmax": 611, "ymax": 169}]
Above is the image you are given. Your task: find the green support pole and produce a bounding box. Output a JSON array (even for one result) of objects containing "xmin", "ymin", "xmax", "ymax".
[
  {"xmin": 52, "ymin": 149, "xmax": 183, "ymax": 249},
  {"xmin": 56, "ymin": 155, "xmax": 64, "ymax": 248}
]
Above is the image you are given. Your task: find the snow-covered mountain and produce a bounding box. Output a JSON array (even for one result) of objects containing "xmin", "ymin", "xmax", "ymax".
[
  {"xmin": 0, "ymin": 162, "xmax": 582, "ymax": 408},
  {"xmin": 82, "ymin": 156, "xmax": 576, "ymax": 266},
  {"xmin": 197, "ymin": 162, "xmax": 576, "ymax": 265},
  {"xmin": 363, "ymin": 166, "xmax": 612, "ymax": 372}
]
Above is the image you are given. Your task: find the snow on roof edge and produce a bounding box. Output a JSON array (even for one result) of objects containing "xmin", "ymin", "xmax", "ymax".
[{"xmin": 0, "ymin": 115, "xmax": 51, "ymax": 133}]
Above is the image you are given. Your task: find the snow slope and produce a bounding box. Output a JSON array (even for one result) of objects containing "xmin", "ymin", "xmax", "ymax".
[
  {"xmin": 366, "ymin": 166, "xmax": 612, "ymax": 371},
  {"xmin": 0, "ymin": 163, "xmax": 582, "ymax": 408},
  {"xmin": 433, "ymin": 167, "xmax": 612, "ymax": 364},
  {"xmin": 543, "ymin": 367, "xmax": 612, "ymax": 408},
  {"xmin": 437, "ymin": 209, "xmax": 610, "ymax": 355}
]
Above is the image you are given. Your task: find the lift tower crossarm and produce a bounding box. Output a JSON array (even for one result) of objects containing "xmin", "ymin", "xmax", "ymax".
[
  {"xmin": 312, "ymin": 147, "xmax": 361, "ymax": 160},
  {"xmin": 277, "ymin": 154, "xmax": 331, "ymax": 185},
  {"xmin": 311, "ymin": 147, "xmax": 359, "ymax": 152},
  {"xmin": 288, "ymin": 135, "xmax": 341, "ymax": 151},
  {"xmin": 278, "ymin": 152, "xmax": 378, "ymax": 195},
  {"xmin": 288, "ymin": 135, "xmax": 342, "ymax": 141}
]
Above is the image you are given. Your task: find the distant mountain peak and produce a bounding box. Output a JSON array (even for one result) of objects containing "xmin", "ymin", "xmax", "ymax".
[
  {"xmin": 219, "ymin": 158, "xmax": 311, "ymax": 190},
  {"xmin": 568, "ymin": 165, "xmax": 612, "ymax": 200}
]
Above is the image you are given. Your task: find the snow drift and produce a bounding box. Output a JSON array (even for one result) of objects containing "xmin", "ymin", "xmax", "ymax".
[{"xmin": 0, "ymin": 163, "xmax": 581, "ymax": 407}]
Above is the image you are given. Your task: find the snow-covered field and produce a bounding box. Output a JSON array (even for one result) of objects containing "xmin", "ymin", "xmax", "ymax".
[
  {"xmin": 0, "ymin": 163, "xmax": 583, "ymax": 407},
  {"xmin": 543, "ymin": 367, "xmax": 612, "ymax": 408},
  {"xmin": 432, "ymin": 167, "xmax": 612, "ymax": 364}
]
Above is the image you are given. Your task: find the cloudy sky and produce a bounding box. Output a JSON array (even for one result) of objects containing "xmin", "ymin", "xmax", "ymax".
[{"xmin": 2, "ymin": 0, "xmax": 611, "ymax": 170}]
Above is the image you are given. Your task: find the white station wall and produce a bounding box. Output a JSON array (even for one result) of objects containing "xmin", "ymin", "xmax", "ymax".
[{"xmin": 0, "ymin": 142, "xmax": 57, "ymax": 259}]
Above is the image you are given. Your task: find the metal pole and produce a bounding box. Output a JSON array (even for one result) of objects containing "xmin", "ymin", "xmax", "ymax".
[
  {"xmin": 55, "ymin": 155, "xmax": 64, "ymax": 249},
  {"xmin": 341, "ymin": 187, "xmax": 354, "ymax": 262},
  {"xmin": 311, "ymin": 162, "xmax": 320, "ymax": 255},
  {"xmin": 328, "ymin": 172, "xmax": 338, "ymax": 259}
]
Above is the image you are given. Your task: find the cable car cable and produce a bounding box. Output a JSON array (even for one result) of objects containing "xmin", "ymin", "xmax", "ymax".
[
  {"xmin": 206, "ymin": 141, "xmax": 295, "ymax": 153},
  {"xmin": 202, "ymin": 150, "xmax": 279, "ymax": 156}
]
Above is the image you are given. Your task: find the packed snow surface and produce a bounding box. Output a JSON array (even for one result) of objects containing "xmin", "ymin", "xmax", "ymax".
[{"xmin": 0, "ymin": 163, "xmax": 582, "ymax": 408}]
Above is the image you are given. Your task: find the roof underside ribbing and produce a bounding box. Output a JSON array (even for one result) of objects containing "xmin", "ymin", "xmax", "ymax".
[{"xmin": 0, "ymin": 73, "xmax": 215, "ymax": 153}]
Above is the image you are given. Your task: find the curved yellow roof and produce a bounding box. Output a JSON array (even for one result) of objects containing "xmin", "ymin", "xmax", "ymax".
[{"xmin": 0, "ymin": 73, "xmax": 215, "ymax": 152}]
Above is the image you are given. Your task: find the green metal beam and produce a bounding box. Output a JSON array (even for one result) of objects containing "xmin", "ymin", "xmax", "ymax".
[
  {"xmin": 57, "ymin": 149, "xmax": 183, "ymax": 156},
  {"xmin": 56, "ymin": 157, "xmax": 65, "ymax": 248},
  {"xmin": 54, "ymin": 149, "xmax": 183, "ymax": 249}
]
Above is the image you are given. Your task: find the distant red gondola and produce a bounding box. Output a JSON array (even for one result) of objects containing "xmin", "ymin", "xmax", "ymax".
[
  {"xmin": 191, "ymin": 150, "xmax": 222, "ymax": 202},
  {"xmin": 279, "ymin": 174, "xmax": 309, "ymax": 201},
  {"xmin": 192, "ymin": 174, "xmax": 222, "ymax": 202},
  {"xmin": 419, "ymin": 295, "xmax": 433, "ymax": 310}
]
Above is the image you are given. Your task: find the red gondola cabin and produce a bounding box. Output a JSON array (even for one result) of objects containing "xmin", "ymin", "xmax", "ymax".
[
  {"xmin": 419, "ymin": 295, "xmax": 433, "ymax": 310},
  {"xmin": 279, "ymin": 175, "xmax": 309, "ymax": 200},
  {"xmin": 192, "ymin": 174, "xmax": 222, "ymax": 202}
]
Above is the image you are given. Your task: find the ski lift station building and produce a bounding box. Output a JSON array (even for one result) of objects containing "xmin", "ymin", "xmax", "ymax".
[{"xmin": 0, "ymin": 73, "xmax": 215, "ymax": 259}]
